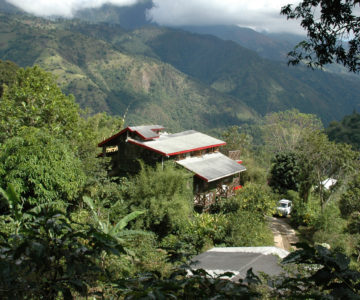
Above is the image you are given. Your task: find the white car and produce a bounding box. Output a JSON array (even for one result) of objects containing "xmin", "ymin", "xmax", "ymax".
[{"xmin": 276, "ymin": 199, "xmax": 292, "ymax": 217}]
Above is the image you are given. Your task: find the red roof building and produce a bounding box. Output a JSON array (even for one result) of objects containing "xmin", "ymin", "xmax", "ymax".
[{"xmin": 99, "ymin": 125, "xmax": 246, "ymax": 208}]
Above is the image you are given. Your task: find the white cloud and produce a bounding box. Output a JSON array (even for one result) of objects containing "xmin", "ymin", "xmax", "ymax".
[
  {"xmin": 6, "ymin": 0, "xmax": 303, "ymax": 34},
  {"xmin": 6, "ymin": 0, "xmax": 142, "ymax": 17},
  {"xmin": 146, "ymin": 0, "xmax": 302, "ymax": 34}
]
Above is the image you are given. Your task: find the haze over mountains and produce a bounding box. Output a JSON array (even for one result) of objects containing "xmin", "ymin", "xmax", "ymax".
[{"xmin": 0, "ymin": 0, "xmax": 359, "ymax": 131}]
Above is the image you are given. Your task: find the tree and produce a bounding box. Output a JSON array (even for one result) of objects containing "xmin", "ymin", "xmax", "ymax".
[
  {"xmin": 0, "ymin": 66, "xmax": 80, "ymax": 142},
  {"xmin": 0, "ymin": 201, "xmax": 126, "ymax": 299},
  {"xmin": 262, "ymin": 109, "xmax": 322, "ymax": 153},
  {"xmin": 0, "ymin": 60, "xmax": 18, "ymax": 97},
  {"xmin": 0, "ymin": 128, "xmax": 86, "ymax": 207},
  {"xmin": 281, "ymin": 0, "xmax": 360, "ymax": 72},
  {"xmin": 296, "ymin": 131, "xmax": 358, "ymax": 209},
  {"xmin": 326, "ymin": 111, "xmax": 360, "ymax": 151},
  {"xmin": 220, "ymin": 125, "xmax": 253, "ymax": 157},
  {"xmin": 127, "ymin": 162, "xmax": 193, "ymax": 239},
  {"xmin": 339, "ymin": 174, "xmax": 360, "ymax": 218},
  {"xmin": 269, "ymin": 152, "xmax": 300, "ymax": 193}
]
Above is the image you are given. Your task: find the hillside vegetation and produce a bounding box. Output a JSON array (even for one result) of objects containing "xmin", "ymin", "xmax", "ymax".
[
  {"xmin": 326, "ymin": 111, "xmax": 360, "ymax": 150},
  {"xmin": 67, "ymin": 22, "xmax": 360, "ymax": 125},
  {"xmin": 0, "ymin": 14, "xmax": 258, "ymax": 131},
  {"xmin": 0, "ymin": 13, "xmax": 360, "ymax": 130}
]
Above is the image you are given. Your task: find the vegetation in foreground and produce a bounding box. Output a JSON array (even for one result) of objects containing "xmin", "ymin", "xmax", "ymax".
[{"xmin": 0, "ymin": 63, "xmax": 360, "ymax": 298}]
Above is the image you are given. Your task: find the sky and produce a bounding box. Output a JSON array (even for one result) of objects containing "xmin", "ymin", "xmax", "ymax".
[{"xmin": 5, "ymin": 0, "xmax": 303, "ymax": 34}]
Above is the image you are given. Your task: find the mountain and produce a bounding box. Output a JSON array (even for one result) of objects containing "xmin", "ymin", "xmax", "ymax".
[
  {"xmin": 0, "ymin": 0, "xmax": 22, "ymax": 14},
  {"xmin": 1, "ymin": 11, "xmax": 360, "ymax": 129},
  {"xmin": 72, "ymin": 24, "xmax": 360, "ymax": 124},
  {"xmin": 179, "ymin": 25, "xmax": 302, "ymax": 62},
  {"xmin": 74, "ymin": 0, "xmax": 153, "ymax": 29},
  {"xmin": 0, "ymin": 13, "xmax": 257, "ymax": 131}
]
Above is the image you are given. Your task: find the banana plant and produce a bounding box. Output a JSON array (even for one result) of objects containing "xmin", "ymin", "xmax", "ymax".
[
  {"xmin": 0, "ymin": 184, "xmax": 24, "ymax": 235},
  {"xmin": 83, "ymin": 196, "xmax": 146, "ymax": 244}
]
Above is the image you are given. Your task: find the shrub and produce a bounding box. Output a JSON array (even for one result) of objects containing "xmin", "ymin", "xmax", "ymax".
[{"xmin": 127, "ymin": 162, "xmax": 193, "ymax": 239}]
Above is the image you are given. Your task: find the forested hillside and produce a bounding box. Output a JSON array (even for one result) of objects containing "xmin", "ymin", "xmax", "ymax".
[
  {"xmin": 0, "ymin": 13, "xmax": 257, "ymax": 131},
  {"xmin": 0, "ymin": 12, "xmax": 359, "ymax": 130},
  {"xmin": 1, "ymin": 64, "xmax": 359, "ymax": 298},
  {"xmin": 326, "ymin": 111, "xmax": 360, "ymax": 150},
  {"xmin": 114, "ymin": 26, "xmax": 360, "ymax": 124}
]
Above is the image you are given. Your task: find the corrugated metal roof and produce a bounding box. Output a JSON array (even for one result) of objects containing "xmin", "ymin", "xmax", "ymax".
[
  {"xmin": 190, "ymin": 247, "xmax": 288, "ymax": 280},
  {"xmin": 127, "ymin": 130, "xmax": 226, "ymax": 156},
  {"xmin": 176, "ymin": 152, "xmax": 246, "ymax": 182},
  {"xmin": 128, "ymin": 125, "xmax": 164, "ymax": 139},
  {"xmin": 98, "ymin": 125, "xmax": 164, "ymax": 146}
]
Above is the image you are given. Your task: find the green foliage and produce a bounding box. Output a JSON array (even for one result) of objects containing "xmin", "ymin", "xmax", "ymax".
[
  {"xmin": 115, "ymin": 268, "xmax": 262, "ymax": 299},
  {"xmin": 290, "ymin": 192, "xmax": 319, "ymax": 227},
  {"xmin": 221, "ymin": 125, "xmax": 253, "ymax": 155},
  {"xmin": 0, "ymin": 206, "xmax": 126, "ymax": 299},
  {"xmin": 312, "ymin": 201, "xmax": 348, "ymax": 252},
  {"xmin": 0, "ymin": 128, "xmax": 85, "ymax": 206},
  {"xmin": 279, "ymin": 244, "xmax": 360, "ymax": 298},
  {"xmin": 0, "ymin": 59, "xmax": 18, "ymax": 97},
  {"xmin": 340, "ymin": 174, "xmax": 360, "ymax": 218},
  {"xmin": 224, "ymin": 211, "xmax": 274, "ymax": 247},
  {"xmin": 0, "ymin": 65, "xmax": 80, "ymax": 142},
  {"xmin": 83, "ymin": 196, "xmax": 145, "ymax": 244},
  {"xmin": 184, "ymin": 212, "xmax": 231, "ymax": 251},
  {"xmin": 326, "ymin": 111, "xmax": 360, "ymax": 151},
  {"xmin": 234, "ymin": 182, "xmax": 276, "ymax": 216},
  {"xmin": 348, "ymin": 212, "xmax": 360, "ymax": 235},
  {"xmin": 269, "ymin": 152, "xmax": 300, "ymax": 193},
  {"xmin": 127, "ymin": 162, "xmax": 193, "ymax": 239},
  {"xmin": 296, "ymin": 131, "xmax": 358, "ymax": 208},
  {"xmin": 281, "ymin": 0, "xmax": 360, "ymax": 72},
  {"xmin": 263, "ymin": 109, "xmax": 323, "ymax": 153}
]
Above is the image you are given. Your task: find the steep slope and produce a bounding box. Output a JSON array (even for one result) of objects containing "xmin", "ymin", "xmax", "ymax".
[
  {"xmin": 180, "ymin": 25, "xmax": 300, "ymax": 62},
  {"xmin": 0, "ymin": 13, "xmax": 257, "ymax": 131},
  {"xmin": 115, "ymin": 27, "xmax": 360, "ymax": 124}
]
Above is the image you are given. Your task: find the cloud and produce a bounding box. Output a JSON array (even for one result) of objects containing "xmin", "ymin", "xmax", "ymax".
[
  {"xmin": 146, "ymin": 0, "xmax": 303, "ymax": 34},
  {"xmin": 6, "ymin": 0, "xmax": 303, "ymax": 34},
  {"xmin": 6, "ymin": 0, "xmax": 142, "ymax": 17}
]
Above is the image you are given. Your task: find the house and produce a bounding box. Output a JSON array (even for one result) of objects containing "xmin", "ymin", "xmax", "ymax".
[{"xmin": 98, "ymin": 125, "xmax": 246, "ymax": 207}]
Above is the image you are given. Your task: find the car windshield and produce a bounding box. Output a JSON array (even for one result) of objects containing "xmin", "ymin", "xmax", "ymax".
[{"xmin": 280, "ymin": 203, "xmax": 288, "ymax": 208}]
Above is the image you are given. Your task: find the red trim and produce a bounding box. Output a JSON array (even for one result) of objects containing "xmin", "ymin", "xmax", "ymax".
[
  {"xmin": 98, "ymin": 126, "xmax": 164, "ymax": 147},
  {"xmin": 128, "ymin": 139, "xmax": 168, "ymax": 156},
  {"xmin": 128, "ymin": 139, "xmax": 226, "ymax": 157},
  {"xmin": 167, "ymin": 143, "xmax": 225, "ymax": 156},
  {"xmin": 195, "ymin": 173, "xmax": 209, "ymax": 182},
  {"xmin": 98, "ymin": 127, "xmax": 128, "ymax": 147}
]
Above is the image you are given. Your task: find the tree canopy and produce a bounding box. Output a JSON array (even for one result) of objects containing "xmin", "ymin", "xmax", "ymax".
[
  {"xmin": 326, "ymin": 111, "xmax": 360, "ymax": 150},
  {"xmin": 0, "ymin": 128, "xmax": 86, "ymax": 207},
  {"xmin": 281, "ymin": 0, "xmax": 360, "ymax": 72},
  {"xmin": 0, "ymin": 66, "xmax": 80, "ymax": 143}
]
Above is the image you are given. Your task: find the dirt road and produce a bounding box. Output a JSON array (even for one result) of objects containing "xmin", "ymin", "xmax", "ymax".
[{"xmin": 268, "ymin": 216, "xmax": 298, "ymax": 251}]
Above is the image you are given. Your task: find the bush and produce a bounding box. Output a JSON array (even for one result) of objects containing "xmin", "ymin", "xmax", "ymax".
[
  {"xmin": 0, "ymin": 128, "xmax": 86, "ymax": 207},
  {"xmin": 339, "ymin": 174, "xmax": 360, "ymax": 218},
  {"xmin": 127, "ymin": 162, "xmax": 193, "ymax": 239},
  {"xmin": 290, "ymin": 194, "xmax": 319, "ymax": 227},
  {"xmin": 234, "ymin": 182, "xmax": 277, "ymax": 216},
  {"xmin": 224, "ymin": 211, "xmax": 274, "ymax": 246}
]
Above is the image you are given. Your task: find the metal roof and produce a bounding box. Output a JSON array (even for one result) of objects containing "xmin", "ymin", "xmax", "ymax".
[
  {"xmin": 176, "ymin": 152, "xmax": 246, "ymax": 182},
  {"xmin": 127, "ymin": 130, "xmax": 226, "ymax": 156},
  {"xmin": 98, "ymin": 125, "xmax": 164, "ymax": 146},
  {"xmin": 128, "ymin": 125, "xmax": 164, "ymax": 139},
  {"xmin": 190, "ymin": 247, "xmax": 289, "ymax": 280}
]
